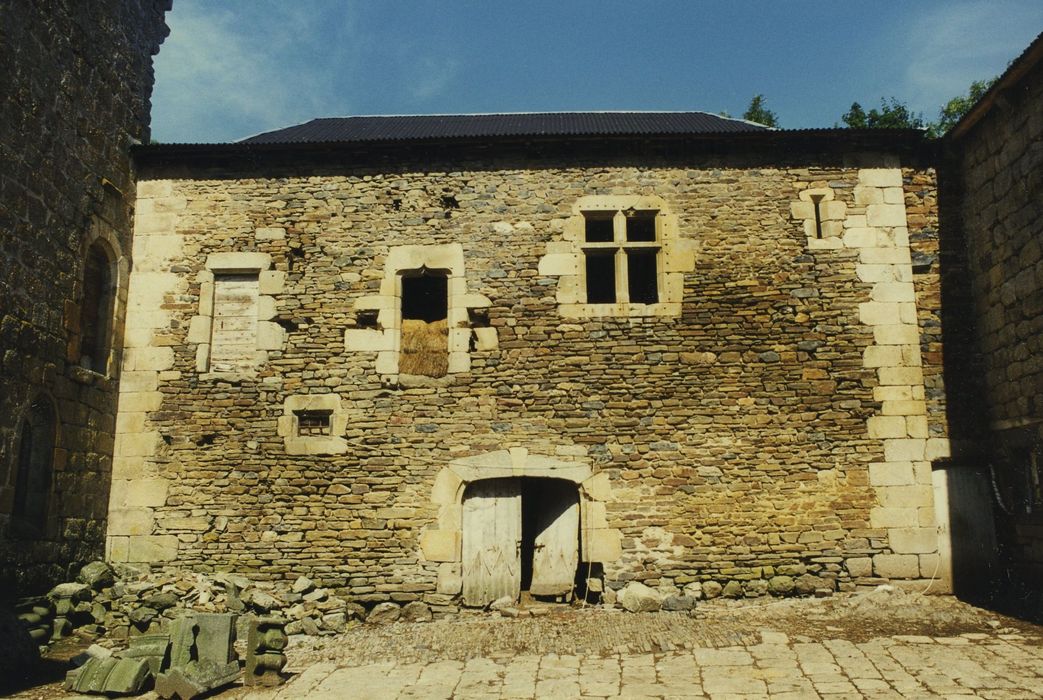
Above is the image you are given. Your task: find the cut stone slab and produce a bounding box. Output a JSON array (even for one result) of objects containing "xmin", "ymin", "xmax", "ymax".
[
  {"xmin": 156, "ymin": 661, "xmax": 239, "ymax": 700},
  {"xmin": 66, "ymin": 656, "xmax": 150, "ymax": 695},
  {"xmin": 193, "ymin": 613, "xmax": 237, "ymax": 665},
  {"xmin": 245, "ymin": 617, "xmax": 287, "ymax": 687},
  {"xmin": 118, "ymin": 633, "xmax": 171, "ymax": 675}
]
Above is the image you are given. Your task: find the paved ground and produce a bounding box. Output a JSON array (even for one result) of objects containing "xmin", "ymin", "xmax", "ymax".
[
  {"xmin": 239, "ymin": 630, "xmax": 1043, "ymax": 699},
  {"xmin": 14, "ymin": 588, "xmax": 1043, "ymax": 699}
]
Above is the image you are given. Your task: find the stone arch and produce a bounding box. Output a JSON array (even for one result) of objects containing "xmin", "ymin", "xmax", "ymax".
[
  {"xmin": 77, "ymin": 219, "xmax": 128, "ymax": 376},
  {"xmin": 419, "ymin": 447, "xmax": 622, "ymax": 596},
  {"xmin": 8, "ymin": 393, "xmax": 59, "ymax": 536}
]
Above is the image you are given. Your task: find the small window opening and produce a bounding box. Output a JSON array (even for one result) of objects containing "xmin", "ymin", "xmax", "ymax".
[
  {"xmin": 585, "ymin": 252, "xmax": 616, "ymax": 304},
  {"xmin": 810, "ymin": 194, "xmax": 824, "ymax": 239},
  {"xmin": 400, "ymin": 270, "xmax": 449, "ymax": 377},
  {"xmin": 295, "ymin": 410, "xmax": 332, "ymax": 436},
  {"xmin": 625, "ymin": 211, "xmax": 657, "ymax": 242},
  {"xmin": 80, "ymin": 242, "xmax": 114, "ymax": 373},
  {"xmin": 12, "ymin": 398, "xmax": 55, "ymax": 536},
  {"xmin": 356, "ymin": 309, "xmax": 380, "ymax": 329},
  {"xmin": 626, "ymin": 250, "xmax": 658, "ymax": 304},
  {"xmin": 583, "ymin": 214, "xmax": 614, "ymax": 243}
]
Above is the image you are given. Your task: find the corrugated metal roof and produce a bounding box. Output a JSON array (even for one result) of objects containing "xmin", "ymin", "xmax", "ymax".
[{"xmin": 239, "ymin": 112, "xmax": 770, "ymax": 144}]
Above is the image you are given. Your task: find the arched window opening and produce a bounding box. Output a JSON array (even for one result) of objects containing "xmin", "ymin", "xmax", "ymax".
[
  {"xmin": 12, "ymin": 398, "xmax": 56, "ymax": 534},
  {"xmin": 80, "ymin": 241, "xmax": 115, "ymax": 374}
]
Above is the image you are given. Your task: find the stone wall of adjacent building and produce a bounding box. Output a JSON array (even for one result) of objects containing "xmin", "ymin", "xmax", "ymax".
[
  {"xmin": 0, "ymin": 0, "xmax": 169, "ymax": 591},
  {"xmin": 113, "ymin": 144, "xmax": 948, "ymax": 609},
  {"xmin": 950, "ymin": 52, "xmax": 1043, "ymax": 582}
]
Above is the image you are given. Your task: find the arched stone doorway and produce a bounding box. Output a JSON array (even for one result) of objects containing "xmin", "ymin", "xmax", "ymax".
[{"xmin": 420, "ymin": 448, "xmax": 621, "ymax": 607}]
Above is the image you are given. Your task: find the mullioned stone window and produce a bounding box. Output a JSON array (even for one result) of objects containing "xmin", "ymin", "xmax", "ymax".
[
  {"xmin": 539, "ymin": 195, "xmax": 694, "ymax": 318},
  {"xmin": 187, "ymin": 252, "xmax": 285, "ymax": 379}
]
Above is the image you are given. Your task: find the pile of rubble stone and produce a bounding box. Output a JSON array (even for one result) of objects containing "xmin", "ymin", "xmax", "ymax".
[{"xmin": 14, "ymin": 561, "xmax": 436, "ymax": 651}]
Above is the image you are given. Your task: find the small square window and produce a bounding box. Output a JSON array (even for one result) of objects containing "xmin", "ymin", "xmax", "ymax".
[
  {"xmin": 295, "ymin": 410, "xmax": 332, "ymax": 436},
  {"xmin": 625, "ymin": 211, "xmax": 657, "ymax": 242},
  {"xmin": 584, "ymin": 214, "xmax": 615, "ymax": 243}
]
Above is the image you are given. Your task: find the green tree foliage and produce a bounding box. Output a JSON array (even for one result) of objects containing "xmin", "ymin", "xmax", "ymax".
[
  {"xmin": 742, "ymin": 94, "xmax": 779, "ymax": 128},
  {"xmin": 841, "ymin": 98, "xmax": 925, "ymax": 129},
  {"xmin": 928, "ymin": 78, "xmax": 997, "ymax": 137}
]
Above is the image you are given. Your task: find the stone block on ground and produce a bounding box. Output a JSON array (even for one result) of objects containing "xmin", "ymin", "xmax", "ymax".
[
  {"xmin": 367, "ymin": 602, "xmax": 402, "ymax": 624},
  {"xmin": 245, "ymin": 617, "xmax": 287, "ymax": 687},
  {"xmin": 618, "ymin": 582, "xmax": 663, "ymax": 613},
  {"xmin": 661, "ymin": 594, "xmax": 697, "ymax": 611},
  {"xmin": 155, "ymin": 661, "xmax": 239, "ymax": 700},
  {"xmin": 66, "ymin": 656, "xmax": 150, "ymax": 695},
  {"xmin": 78, "ymin": 561, "xmax": 116, "ymax": 591},
  {"xmin": 401, "ymin": 601, "xmax": 433, "ymax": 622},
  {"xmin": 118, "ymin": 632, "xmax": 171, "ymax": 675}
]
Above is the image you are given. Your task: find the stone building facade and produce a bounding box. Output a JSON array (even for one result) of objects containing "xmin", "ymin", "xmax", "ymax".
[
  {"xmin": 111, "ymin": 122, "xmax": 952, "ymax": 610},
  {"xmin": 0, "ymin": 0, "xmax": 169, "ymax": 590},
  {"xmin": 943, "ymin": 33, "xmax": 1043, "ymax": 594}
]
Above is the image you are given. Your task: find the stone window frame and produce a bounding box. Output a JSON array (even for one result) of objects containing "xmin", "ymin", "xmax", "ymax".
[
  {"xmin": 6, "ymin": 393, "xmax": 60, "ymax": 539},
  {"xmin": 344, "ymin": 243, "xmax": 497, "ymax": 385},
  {"xmin": 186, "ymin": 252, "xmax": 285, "ymax": 380},
  {"xmin": 277, "ymin": 394, "xmax": 347, "ymax": 455},
  {"xmin": 538, "ymin": 195, "xmax": 693, "ymax": 318},
  {"xmin": 68, "ymin": 218, "xmax": 129, "ymax": 379},
  {"xmin": 790, "ymin": 187, "xmax": 847, "ymax": 250}
]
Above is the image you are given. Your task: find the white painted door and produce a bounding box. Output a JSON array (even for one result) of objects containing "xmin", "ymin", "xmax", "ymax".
[
  {"xmin": 462, "ymin": 479, "xmax": 521, "ymax": 607},
  {"xmin": 529, "ymin": 484, "xmax": 579, "ymax": 597}
]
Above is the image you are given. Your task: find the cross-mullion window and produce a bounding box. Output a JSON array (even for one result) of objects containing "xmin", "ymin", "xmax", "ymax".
[{"xmin": 582, "ymin": 210, "xmax": 660, "ymax": 305}]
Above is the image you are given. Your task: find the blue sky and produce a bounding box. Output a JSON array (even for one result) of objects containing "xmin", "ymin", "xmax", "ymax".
[{"xmin": 151, "ymin": 1, "xmax": 1043, "ymax": 143}]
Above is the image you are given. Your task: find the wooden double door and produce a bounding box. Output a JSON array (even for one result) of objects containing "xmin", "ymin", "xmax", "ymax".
[{"xmin": 461, "ymin": 478, "xmax": 579, "ymax": 607}]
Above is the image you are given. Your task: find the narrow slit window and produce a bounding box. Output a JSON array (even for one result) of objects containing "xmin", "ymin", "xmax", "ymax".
[
  {"xmin": 625, "ymin": 211, "xmax": 657, "ymax": 242},
  {"xmin": 583, "ymin": 214, "xmax": 614, "ymax": 242},
  {"xmin": 80, "ymin": 242, "xmax": 115, "ymax": 374},
  {"xmin": 810, "ymin": 194, "xmax": 824, "ymax": 239},
  {"xmin": 400, "ymin": 271, "xmax": 448, "ymax": 377},
  {"xmin": 585, "ymin": 253, "xmax": 617, "ymax": 304},
  {"xmin": 12, "ymin": 398, "xmax": 55, "ymax": 535},
  {"xmin": 627, "ymin": 250, "xmax": 659, "ymax": 304},
  {"xmin": 295, "ymin": 410, "xmax": 332, "ymax": 436}
]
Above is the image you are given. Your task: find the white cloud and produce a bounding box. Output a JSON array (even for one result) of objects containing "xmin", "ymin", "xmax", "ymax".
[
  {"xmin": 151, "ymin": 3, "xmax": 344, "ymax": 142},
  {"xmin": 900, "ymin": 1, "xmax": 1042, "ymax": 116},
  {"xmin": 408, "ymin": 56, "xmax": 461, "ymax": 101}
]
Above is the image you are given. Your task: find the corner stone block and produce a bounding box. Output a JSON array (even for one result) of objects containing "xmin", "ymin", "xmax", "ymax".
[
  {"xmin": 255, "ymin": 227, "xmax": 286, "ymax": 241},
  {"xmin": 582, "ymin": 501, "xmax": 608, "ymax": 530},
  {"xmin": 858, "ymin": 169, "xmax": 903, "ymax": 188},
  {"xmin": 883, "ymin": 438, "xmax": 927, "ymax": 462},
  {"xmin": 868, "ymin": 461, "xmax": 915, "ymax": 486},
  {"xmin": 888, "ymin": 527, "xmax": 938, "ymax": 554},
  {"xmin": 866, "ymin": 204, "xmax": 908, "ymax": 228},
  {"xmin": 436, "ymin": 563, "xmax": 462, "ymax": 595},
  {"xmin": 867, "ymin": 416, "xmax": 908, "ymax": 439},
  {"xmin": 790, "ymin": 201, "xmax": 815, "ymax": 220},
  {"xmin": 187, "ymin": 316, "xmax": 212, "ymax": 344},
  {"xmin": 925, "ymin": 438, "xmax": 951, "ymax": 461},
  {"xmin": 258, "ymin": 270, "xmax": 286, "ymax": 295},
  {"xmin": 110, "ymin": 478, "xmax": 169, "ymax": 509},
  {"xmin": 846, "ymin": 557, "xmax": 873, "ymax": 578},
  {"xmin": 872, "ymin": 553, "xmax": 920, "ymax": 579},
  {"xmin": 126, "ymin": 535, "xmax": 179, "ymax": 563},
  {"xmin": 206, "ymin": 252, "xmax": 271, "ymax": 272},
  {"xmin": 419, "ymin": 529, "xmax": 460, "ymax": 562},
  {"xmin": 431, "ymin": 469, "xmax": 463, "ymax": 505},
  {"xmin": 873, "ymin": 324, "xmax": 920, "ymax": 345},
  {"xmin": 863, "ymin": 346, "xmax": 904, "ymax": 368},
  {"xmin": 108, "ymin": 508, "xmax": 155, "ymax": 536},
  {"xmin": 473, "ymin": 327, "xmax": 498, "ymax": 351},
  {"xmin": 858, "ymin": 302, "xmax": 902, "ymax": 326},
  {"xmin": 870, "ymin": 507, "xmax": 919, "ymax": 529},
  {"xmin": 107, "ymin": 536, "xmax": 129, "ymax": 562},
  {"xmin": 871, "ymin": 282, "xmax": 916, "ymax": 303},
  {"xmin": 875, "ymin": 484, "xmax": 934, "ymax": 509}
]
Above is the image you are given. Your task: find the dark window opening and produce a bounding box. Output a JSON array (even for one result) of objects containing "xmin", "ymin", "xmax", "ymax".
[
  {"xmin": 356, "ymin": 309, "xmax": 380, "ymax": 329},
  {"xmin": 625, "ymin": 211, "xmax": 657, "ymax": 242},
  {"xmin": 627, "ymin": 250, "xmax": 659, "ymax": 304},
  {"xmin": 12, "ymin": 398, "xmax": 55, "ymax": 536},
  {"xmin": 585, "ymin": 253, "xmax": 616, "ymax": 304},
  {"xmin": 583, "ymin": 214, "xmax": 614, "ymax": 242},
  {"xmin": 80, "ymin": 242, "xmax": 114, "ymax": 373},
  {"xmin": 295, "ymin": 410, "xmax": 332, "ymax": 436},
  {"xmin": 402, "ymin": 273, "xmax": 448, "ymax": 322},
  {"xmin": 400, "ymin": 271, "xmax": 449, "ymax": 377}
]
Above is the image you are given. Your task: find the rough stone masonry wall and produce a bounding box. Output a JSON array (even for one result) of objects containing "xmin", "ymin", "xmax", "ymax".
[
  {"xmin": 0, "ymin": 0, "xmax": 169, "ymax": 590},
  {"xmin": 111, "ymin": 151, "xmax": 947, "ymax": 609},
  {"xmin": 955, "ymin": 56, "xmax": 1043, "ymax": 577}
]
